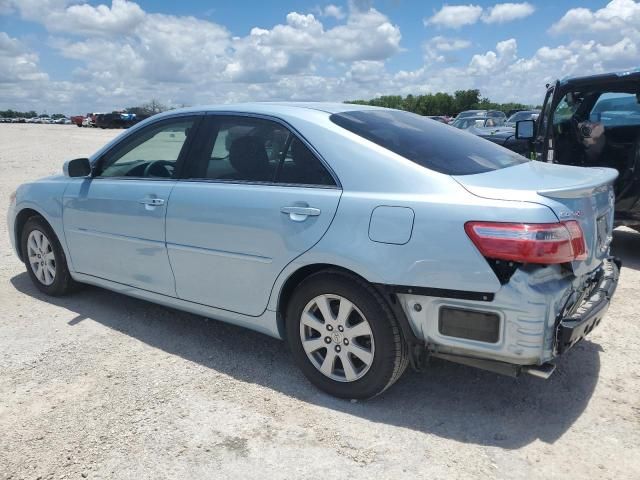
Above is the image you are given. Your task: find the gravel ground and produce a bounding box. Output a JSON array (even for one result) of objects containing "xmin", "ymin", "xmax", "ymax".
[{"xmin": 1, "ymin": 124, "xmax": 639, "ymax": 480}]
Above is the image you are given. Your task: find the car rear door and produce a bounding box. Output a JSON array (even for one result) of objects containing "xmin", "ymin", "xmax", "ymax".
[
  {"xmin": 165, "ymin": 114, "xmax": 342, "ymax": 316},
  {"xmin": 62, "ymin": 115, "xmax": 201, "ymax": 296}
]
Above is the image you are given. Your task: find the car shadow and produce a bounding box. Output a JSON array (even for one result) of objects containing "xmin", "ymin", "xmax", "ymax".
[
  {"xmin": 611, "ymin": 227, "xmax": 640, "ymax": 271},
  {"xmin": 10, "ymin": 272, "xmax": 601, "ymax": 449}
]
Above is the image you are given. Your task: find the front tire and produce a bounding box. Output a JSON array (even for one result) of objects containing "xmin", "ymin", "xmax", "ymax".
[
  {"xmin": 286, "ymin": 270, "xmax": 408, "ymax": 399},
  {"xmin": 21, "ymin": 216, "xmax": 75, "ymax": 296}
]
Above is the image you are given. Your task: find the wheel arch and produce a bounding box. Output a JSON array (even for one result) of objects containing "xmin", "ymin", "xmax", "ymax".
[
  {"xmin": 14, "ymin": 207, "xmax": 48, "ymax": 261},
  {"xmin": 275, "ymin": 263, "xmax": 419, "ymax": 344}
]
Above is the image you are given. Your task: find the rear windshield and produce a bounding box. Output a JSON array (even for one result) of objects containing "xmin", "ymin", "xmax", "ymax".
[{"xmin": 330, "ymin": 110, "xmax": 528, "ymax": 175}]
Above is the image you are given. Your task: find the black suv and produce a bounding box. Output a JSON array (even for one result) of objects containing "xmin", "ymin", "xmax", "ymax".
[{"xmin": 485, "ymin": 71, "xmax": 640, "ymax": 229}]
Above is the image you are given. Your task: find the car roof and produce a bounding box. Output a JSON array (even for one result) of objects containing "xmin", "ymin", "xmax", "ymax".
[
  {"xmin": 456, "ymin": 115, "xmax": 492, "ymax": 120},
  {"xmin": 560, "ymin": 69, "xmax": 640, "ymax": 87},
  {"xmin": 152, "ymin": 102, "xmax": 388, "ymax": 121}
]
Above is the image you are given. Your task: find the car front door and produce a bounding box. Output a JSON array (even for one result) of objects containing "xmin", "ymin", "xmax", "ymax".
[
  {"xmin": 534, "ymin": 84, "xmax": 557, "ymax": 162},
  {"xmin": 62, "ymin": 115, "xmax": 200, "ymax": 295},
  {"xmin": 165, "ymin": 114, "xmax": 342, "ymax": 316}
]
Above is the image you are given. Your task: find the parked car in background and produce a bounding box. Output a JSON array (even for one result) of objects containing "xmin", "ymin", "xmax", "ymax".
[
  {"xmin": 426, "ymin": 115, "xmax": 449, "ymax": 123},
  {"xmin": 94, "ymin": 111, "xmax": 146, "ymax": 129},
  {"xmin": 455, "ymin": 110, "xmax": 507, "ymax": 122},
  {"xmin": 469, "ymin": 125, "xmax": 531, "ymax": 156},
  {"xmin": 505, "ymin": 110, "xmax": 540, "ymax": 127},
  {"xmin": 8, "ymin": 103, "xmax": 620, "ymax": 399},
  {"xmin": 82, "ymin": 114, "xmax": 96, "ymax": 127},
  {"xmin": 70, "ymin": 115, "xmax": 85, "ymax": 127},
  {"xmin": 510, "ymin": 70, "xmax": 640, "ymax": 229},
  {"xmin": 452, "ymin": 115, "xmax": 505, "ymax": 129}
]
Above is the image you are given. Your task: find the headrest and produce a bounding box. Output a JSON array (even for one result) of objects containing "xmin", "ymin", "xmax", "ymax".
[{"xmin": 229, "ymin": 136, "xmax": 269, "ymax": 180}]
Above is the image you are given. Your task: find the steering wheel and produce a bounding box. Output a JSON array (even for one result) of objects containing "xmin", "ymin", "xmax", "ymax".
[{"xmin": 143, "ymin": 160, "xmax": 174, "ymax": 178}]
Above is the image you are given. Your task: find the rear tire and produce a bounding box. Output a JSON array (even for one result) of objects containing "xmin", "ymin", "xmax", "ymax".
[
  {"xmin": 21, "ymin": 216, "xmax": 76, "ymax": 296},
  {"xmin": 286, "ymin": 270, "xmax": 409, "ymax": 399}
]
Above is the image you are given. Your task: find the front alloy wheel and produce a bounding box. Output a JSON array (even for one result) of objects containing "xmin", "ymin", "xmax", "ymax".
[
  {"xmin": 27, "ymin": 229, "xmax": 56, "ymax": 286},
  {"xmin": 21, "ymin": 215, "xmax": 76, "ymax": 296}
]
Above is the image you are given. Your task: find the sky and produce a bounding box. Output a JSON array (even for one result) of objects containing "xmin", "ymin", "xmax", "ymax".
[{"xmin": 0, "ymin": 0, "xmax": 638, "ymax": 114}]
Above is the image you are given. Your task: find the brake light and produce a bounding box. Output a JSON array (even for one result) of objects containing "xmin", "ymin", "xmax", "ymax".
[{"xmin": 465, "ymin": 220, "xmax": 587, "ymax": 264}]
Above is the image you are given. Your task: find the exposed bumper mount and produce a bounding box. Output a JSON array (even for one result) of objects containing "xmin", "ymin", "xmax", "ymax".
[{"xmin": 556, "ymin": 257, "xmax": 620, "ymax": 354}]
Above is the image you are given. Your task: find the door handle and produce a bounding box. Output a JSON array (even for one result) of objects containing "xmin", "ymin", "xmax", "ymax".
[
  {"xmin": 281, "ymin": 205, "xmax": 321, "ymax": 221},
  {"xmin": 139, "ymin": 198, "xmax": 165, "ymax": 206}
]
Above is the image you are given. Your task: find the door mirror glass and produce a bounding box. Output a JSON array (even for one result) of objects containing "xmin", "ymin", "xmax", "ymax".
[
  {"xmin": 516, "ymin": 119, "xmax": 535, "ymax": 139},
  {"xmin": 63, "ymin": 157, "xmax": 91, "ymax": 177}
]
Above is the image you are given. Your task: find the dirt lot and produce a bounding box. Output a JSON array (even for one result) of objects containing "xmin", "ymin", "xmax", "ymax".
[{"xmin": 1, "ymin": 124, "xmax": 639, "ymax": 479}]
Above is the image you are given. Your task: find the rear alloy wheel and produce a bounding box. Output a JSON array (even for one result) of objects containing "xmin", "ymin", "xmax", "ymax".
[
  {"xmin": 300, "ymin": 294, "xmax": 375, "ymax": 383},
  {"xmin": 287, "ymin": 270, "xmax": 408, "ymax": 399},
  {"xmin": 21, "ymin": 216, "xmax": 76, "ymax": 296}
]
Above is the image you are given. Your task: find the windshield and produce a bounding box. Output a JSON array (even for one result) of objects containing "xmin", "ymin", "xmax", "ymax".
[
  {"xmin": 330, "ymin": 110, "xmax": 528, "ymax": 175},
  {"xmin": 506, "ymin": 111, "xmax": 538, "ymax": 124},
  {"xmin": 457, "ymin": 111, "xmax": 484, "ymax": 119},
  {"xmin": 453, "ymin": 118, "xmax": 484, "ymax": 129}
]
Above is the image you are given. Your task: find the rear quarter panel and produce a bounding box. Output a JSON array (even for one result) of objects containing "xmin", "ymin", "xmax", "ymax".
[{"xmin": 268, "ymin": 179, "xmax": 560, "ymax": 310}]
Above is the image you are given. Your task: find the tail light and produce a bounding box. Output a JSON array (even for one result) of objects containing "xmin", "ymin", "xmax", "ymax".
[{"xmin": 465, "ymin": 220, "xmax": 587, "ymax": 264}]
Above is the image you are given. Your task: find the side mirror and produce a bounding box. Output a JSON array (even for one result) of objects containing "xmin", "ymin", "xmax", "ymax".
[
  {"xmin": 63, "ymin": 157, "xmax": 91, "ymax": 177},
  {"xmin": 516, "ymin": 119, "xmax": 535, "ymax": 140}
]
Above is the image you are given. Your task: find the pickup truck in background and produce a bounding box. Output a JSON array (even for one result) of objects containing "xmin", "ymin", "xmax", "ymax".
[{"xmin": 486, "ymin": 70, "xmax": 640, "ymax": 230}]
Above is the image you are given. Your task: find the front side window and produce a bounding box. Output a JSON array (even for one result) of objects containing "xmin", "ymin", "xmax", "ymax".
[
  {"xmin": 553, "ymin": 94, "xmax": 581, "ymax": 126},
  {"xmin": 189, "ymin": 116, "xmax": 335, "ymax": 186},
  {"xmin": 98, "ymin": 119, "xmax": 195, "ymax": 178},
  {"xmin": 332, "ymin": 110, "xmax": 527, "ymax": 175}
]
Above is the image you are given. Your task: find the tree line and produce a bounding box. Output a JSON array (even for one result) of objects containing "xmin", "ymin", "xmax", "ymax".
[
  {"xmin": 1, "ymin": 99, "xmax": 174, "ymax": 120},
  {"xmin": 345, "ymin": 89, "xmax": 537, "ymax": 116},
  {"xmin": 0, "ymin": 109, "xmax": 62, "ymax": 119},
  {"xmin": 4, "ymin": 91, "xmax": 536, "ymax": 120}
]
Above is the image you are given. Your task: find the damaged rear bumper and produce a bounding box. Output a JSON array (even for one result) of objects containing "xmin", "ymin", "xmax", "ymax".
[
  {"xmin": 394, "ymin": 256, "xmax": 621, "ymax": 378},
  {"xmin": 556, "ymin": 256, "xmax": 620, "ymax": 354}
]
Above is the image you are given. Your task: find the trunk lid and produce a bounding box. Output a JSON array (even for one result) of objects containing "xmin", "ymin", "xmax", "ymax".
[{"xmin": 453, "ymin": 161, "xmax": 618, "ymax": 275}]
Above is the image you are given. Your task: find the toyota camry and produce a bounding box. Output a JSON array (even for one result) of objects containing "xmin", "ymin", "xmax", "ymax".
[{"xmin": 8, "ymin": 103, "xmax": 620, "ymax": 398}]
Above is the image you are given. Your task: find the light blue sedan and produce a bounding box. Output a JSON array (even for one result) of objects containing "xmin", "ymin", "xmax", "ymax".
[{"xmin": 7, "ymin": 103, "xmax": 620, "ymax": 398}]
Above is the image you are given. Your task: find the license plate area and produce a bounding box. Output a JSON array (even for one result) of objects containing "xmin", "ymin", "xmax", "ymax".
[{"xmin": 596, "ymin": 214, "xmax": 611, "ymax": 256}]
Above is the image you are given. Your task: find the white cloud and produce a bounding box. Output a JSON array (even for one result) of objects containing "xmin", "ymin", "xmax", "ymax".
[
  {"xmin": 0, "ymin": 0, "xmax": 14, "ymax": 15},
  {"xmin": 425, "ymin": 4, "xmax": 483, "ymax": 29},
  {"xmin": 0, "ymin": 1, "xmax": 402, "ymax": 111},
  {"xmin": 346, "ymin": 60, "xmax": 386, "ymax": 83},
  {"xmin": 424, "ymin": 36, "xmax": 472, "ymax": 62},
  {"xmin": 428, "ymin": 36, "xmax": 472, "ymax": 52},
  {"xmin": 0, "ymin": 31, "xmax": 80, "ymax": 111},
  {"xmin": 0, "ymin": 32, "xmax": 48, "ymax": 83},
  {"xmin": 223, "ymin": 7, "xmax": 401, "ymax": 82},
  {"xmin": 482, "ymin": 3, "xmax": 535, "ymax": 24},
  {"xmin": 468, "ymin": 38, "xmax": 517, "ymax": 74},
  {"xmin": 426, "ymin": 3, "xmax": 535, "ymax": 28},
  {"xmin": 322, "ymin": 4, "xmax": 345, "ymax": 19},
  {"xmin": 549, "ymin": 0, "xmax": 640, "ymax": 42},
  {"xmin": 14, "ymin": 0, "xmax": 145, "ymax": 35},
  {"xmin": 1, "ymin": 1, "xmax": 639, "ymax": 114}
]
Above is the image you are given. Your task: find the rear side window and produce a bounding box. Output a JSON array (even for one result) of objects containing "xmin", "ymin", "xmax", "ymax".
[
  {"xmin": 187, "ymin": 116, "xmax": 335, "ymax": 186},
  {"xmin": 330, "ymin": 110, "xmax": 527, "ymax": 175}
]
